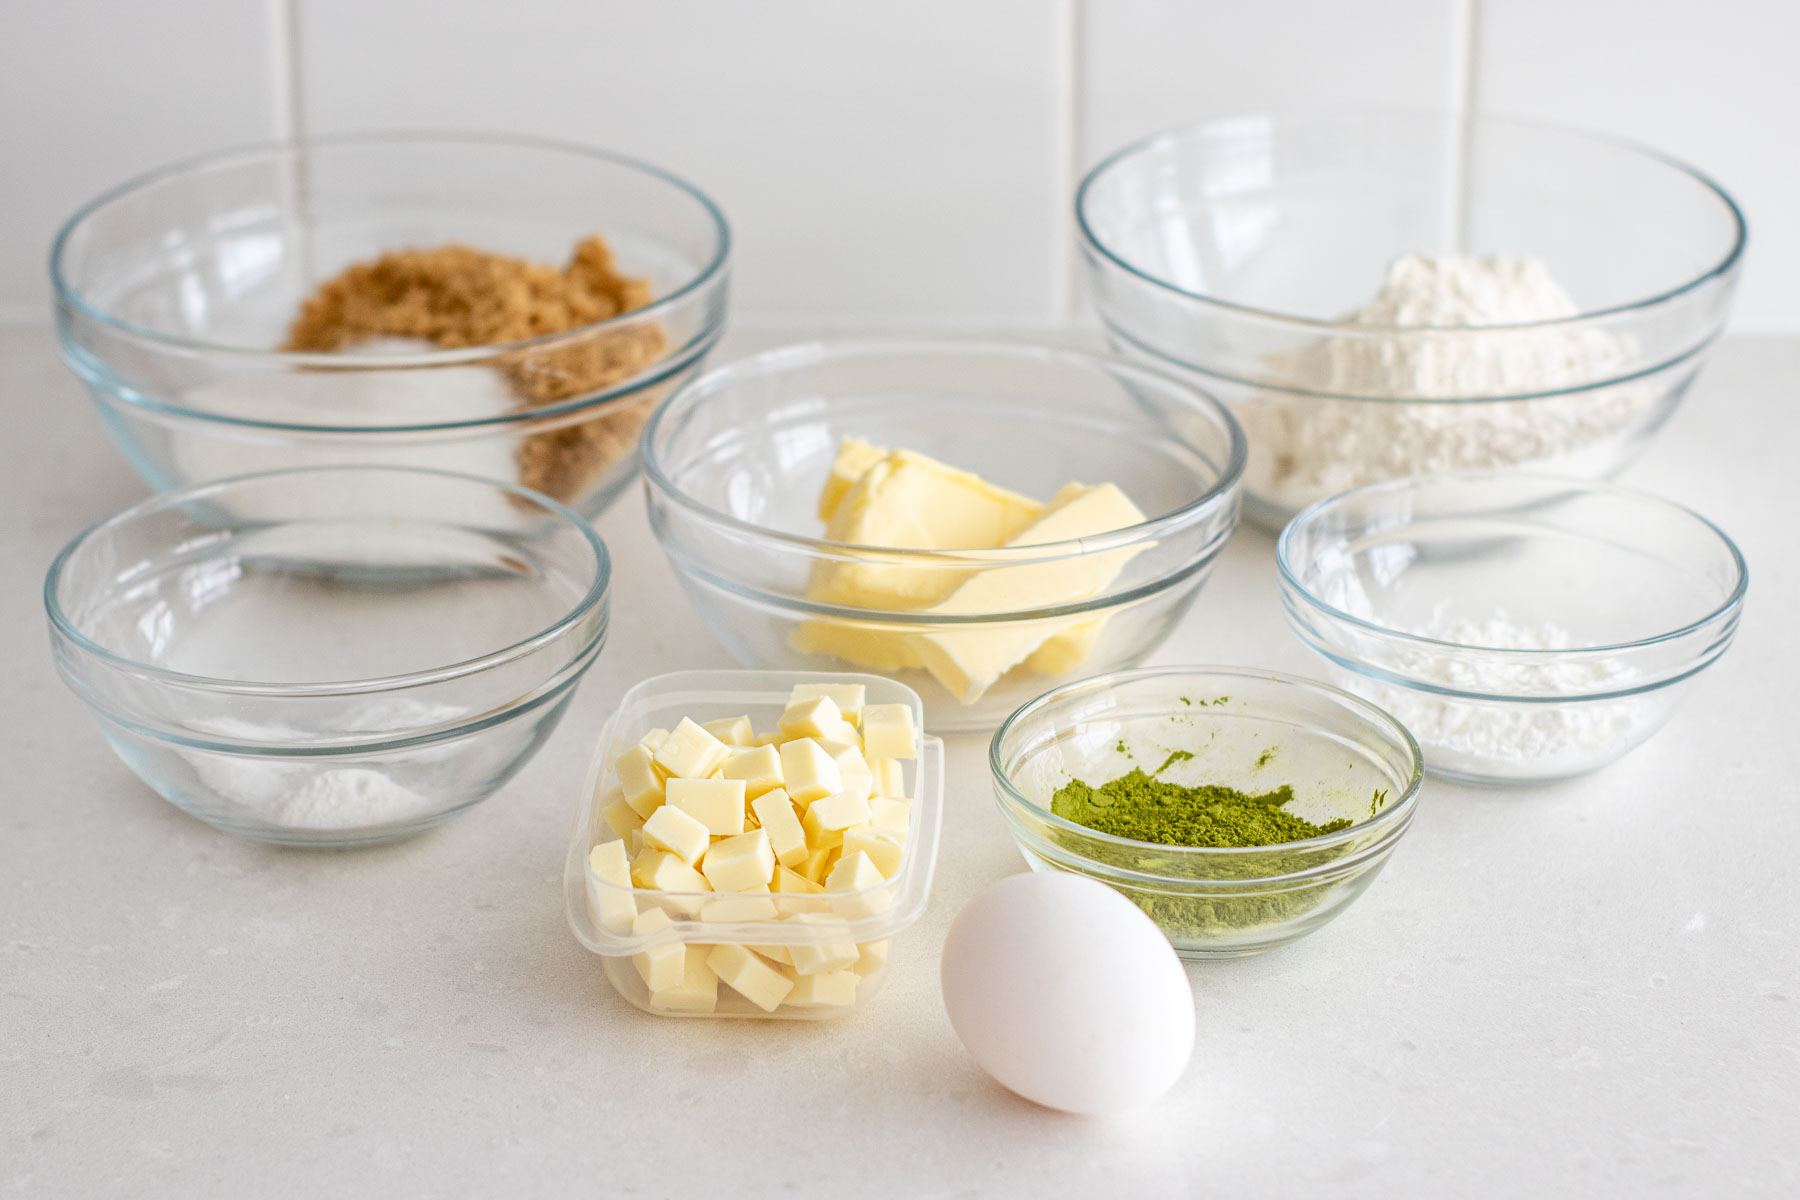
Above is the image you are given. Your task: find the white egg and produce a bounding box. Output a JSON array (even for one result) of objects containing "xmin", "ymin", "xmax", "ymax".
[{"xmin": 940, "ymin": 871, "xmax": 1195, "ymax": 1116}]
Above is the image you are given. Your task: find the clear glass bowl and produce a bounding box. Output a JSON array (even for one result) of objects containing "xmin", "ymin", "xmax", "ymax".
[
  {"xmin": 45, "ymin": 467, "xmax": 610, "ymax": 845},
  {"xmin": 51, "ymin": 133, "xmax": 731, "ymax": 522},
  {"xmin": 1077, "ymin": 112, "xmax": 1746, "ymax": 530},
  {"xmin": 990, "ymin": 667, "xmax": 1423, "ymax": 958},
  {"xmin": 563, "ymin": 670, "xmax": 943, "ymax": 1020},
  {"xmin": 640, "ymin": 340, "xmax": 1246, "ymax": 733},
  {"xmin": 1277, "ymin": 471, "xmax": 1747, "ymax": 784}
]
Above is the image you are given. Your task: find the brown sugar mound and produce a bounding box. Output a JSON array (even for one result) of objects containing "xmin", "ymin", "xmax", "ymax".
[{"xmin": 284, "ymin": 234, "xmax": 669, "ymax": 503}]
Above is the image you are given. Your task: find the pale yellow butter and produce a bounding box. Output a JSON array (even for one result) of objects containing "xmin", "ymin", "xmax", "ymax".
[{"xmin": 817, "ymin": 437, "xmax": 888, "ymax": 522}]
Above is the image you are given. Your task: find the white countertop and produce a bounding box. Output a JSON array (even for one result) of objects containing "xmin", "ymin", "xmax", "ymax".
[{"xmin": 4, "ymin": 323, "xmax": 1796, "ymax": 1197}]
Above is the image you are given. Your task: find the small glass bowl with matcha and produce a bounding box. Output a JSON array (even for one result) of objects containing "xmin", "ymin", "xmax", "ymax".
[{"xmin": 990, "ymin": 666, "xmax": 1423, "ymax": 958}]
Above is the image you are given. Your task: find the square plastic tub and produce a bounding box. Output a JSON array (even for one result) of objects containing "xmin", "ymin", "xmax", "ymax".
[{"xmin": 563, "ymin": 669, "xmax": 943, "ymax": 1019}]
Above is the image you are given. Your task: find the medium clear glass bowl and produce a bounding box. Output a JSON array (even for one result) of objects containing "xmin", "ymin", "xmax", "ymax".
[
  {"xmin": 990, "ymin": 667, "xmax": 1423, "ymax": 958},
  {"xmin": 45, "ymin": 467, "xmax": 610, "ymax": 844},
  {"xmin": 1077, "ymin": 112, "xmax": 1746, "ymax": 530},
  {"xmin": 641, "ymin": 340, "xmax": 1246, "ymax": 733},
  {"xmin": 51, "ymin": 133, "xmax": 731, "ymax": 521},
  {"xmin": 1277, "ymin": 471, "xmax": 1747, "ymax": 784}
]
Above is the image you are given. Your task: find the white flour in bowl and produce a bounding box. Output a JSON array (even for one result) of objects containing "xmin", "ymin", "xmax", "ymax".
[{"xmin": 1239, "ymin": 254, "xmax": 1654, "ymax": 510}]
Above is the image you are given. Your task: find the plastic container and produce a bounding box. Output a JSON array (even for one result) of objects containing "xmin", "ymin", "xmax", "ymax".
[
  {"xmin": 991, "ymin": 667, "xmax": 1423, "ymax": 958},
  {"xmin": 563, "ymin": 670, "xmax": 943, "ymax": 1019}
]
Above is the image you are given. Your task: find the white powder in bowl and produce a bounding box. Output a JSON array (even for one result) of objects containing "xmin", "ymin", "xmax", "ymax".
[
  {"xmin": 1240, "ymin": 254, "xmax": 1654, "ymax": 510},
  {"xmin": 1356, "ymin": 608, "xmax": 1647, "ymax": 771}
]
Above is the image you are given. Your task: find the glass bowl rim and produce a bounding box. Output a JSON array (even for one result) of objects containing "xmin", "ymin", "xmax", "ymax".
[
  {"xmin": 43, "ymin": 464, "xmax": 611, "ymax": 697},
  {"xmin": 639, "ymin": 336, "xmax": 1249, "ymax": 561},
  {"xmin": 1275, "ymin": 469, "xmax": 1750, "ymax": 660},
  {"xmin": 1075, "ymin": 109, "xmax": 1747, "ymax": 334},
  {"xmin": 988, "ymin": 664, "xmax": 1425, "ymax": 866},
  {"xmin": 49, "ymin": 129, "xmax": 732, "ymax": 370}
]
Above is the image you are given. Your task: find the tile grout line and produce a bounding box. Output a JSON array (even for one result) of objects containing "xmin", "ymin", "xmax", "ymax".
[
  {"xmin": 271, "ymin": 0, "xmax": 304, "ymax": 142},
  {"xmin": 1445, "ymin": 0, "xmax": 1481, "ymax": 252},
  {"xmin": 1052, "ymin": 0, "xmax": 1082, "ymax": 322}
]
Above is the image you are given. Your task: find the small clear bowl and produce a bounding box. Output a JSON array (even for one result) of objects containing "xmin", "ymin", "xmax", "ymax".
[
  {"xmin": 45, "ymin": 467, "xmax": 610, "ymax": 844},
  {"xmin": 51, "ymin": 132, "xmax": 731, "ymax": 521},
  {"xmin": 990, "ymin": 667, "xmax": 1422, "ymax": 958},
  {"xmin": 641, "ymin": 339, "xmax": 1245, "ymax": 733},
  {"xmin": 1077, "ymin": 112, "xmax": 1746, "ymax": 530},
  {"xmin": 1277, "ymin": 471, "xmax": 1747, "ymax": 785},
  {"xmin": 564, "ymin": 670, "xmax": 943, "ymax": 1020}
]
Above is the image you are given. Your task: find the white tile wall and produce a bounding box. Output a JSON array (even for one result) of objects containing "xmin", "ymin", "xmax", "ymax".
[
  {"xmin": 1, "ymin": 0, "xmax": 1795, "ymax": 330},
  {"xmin": 1474, "ymin": 0, "xmax": 1799, "ymax": 333},
  {"xmin": 0, "ymin": 0, "xmax": 286, "ymax": 320}
]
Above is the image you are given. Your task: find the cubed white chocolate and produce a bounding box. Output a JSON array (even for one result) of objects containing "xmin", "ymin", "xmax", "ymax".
[
  {"xmin": 654, "ymin": 717, "xmax": 731, "ymax": 780},
  {"xmin": 798, "ymin": 844, "xmax": 839, "ymax": 885},
  {"xmin": 826, "ymin": 850, "xmax": 892, "ymax": 921},
  {"xmin": 631, "ymin": 908, "xmax": 687, "ymax": 992},
  {"xmin": 638, "ymin": 728, "xmax": 671, "ymax": 753},
  {"xmin": 649, "ymin": 952, "xmax": 718, "ymax": 1013},
  {"xmin": 778, "ymin": 738, "xmax": 842, "ymax": 806},
  {"xmin": 751, "ymin": 789, "xmax": 809, "ymax": 868},
  {"xmin": 787, "ymin": 682, "xmax": 867, "ymax": 726},
  {"xmin": 720, "ymin": 743, "xmax": 784, "ymax": 800},
  {"xmin": 597, "ymin": 787, "xmax": 645, "ymax": 838},
  {"xmin": 803, "ymin": 790, "xmax": 873, "ymax": 849},
  {"xmin": 778, "ymin": 695, "xmax": 844, "ymax": 741},
  {"xmin": 700, "ymin": 829, "xmax": 776, "ymax": 893},
  {"xmin": 616, "ymin": 744, "xmax": 667, "ymax": 819},
  {"xmin": 701, "ymin": 715, "xmax": 755, "ymax": 747},
  {"xmin": 627, "ymin": 828, "xmax": 645, "ymax": 857},
  {"xmin": 786, "ymin": 913, "xmax": 859, "ymax": 976},
  {"xmin": 642, "ymin": 803, "xmax": 710, "ymax": 865},
  {"xmin": 586, "ymin": 840, "xmax": 636, "ymax": 933},
  {"xmin": 860, "ymin": 704, "xmax": 916, "ymax": 760},
  {"xmin": 870, "ymin": 758, "xmax": 907, "ymax": 799},
  {"xmin": 784, "ymin": 968, "xmax": 858, "ymax": 1007},
  {"xmin": 773, "ymin": 863, "xmax": 825, "ymax": 895},
  {"xmin": 853, "ymin": 939, "xmax": 889, "ymax": 976},
  {"xmin": 841, "ymin": 825, "xmax": 904, "ymax": 879},
  {"xmin": 699, "ymin": 886, "xmax": 779, "ymax": 922},
  {"xmin": 751, "ymin": 943, "xmax": 792, "ymax": 966},
  {"xmin": 632, "ymin": 847, "xmax": 712, "ymax": 901},
  {"xmin": 667, "ymin": 777, "xmax": 748, "ymax": 837},
  {"xmin": 706, "ymin": 943, "xmax": 795, "ymax": 1012},
  {"xmin": 869, "ymin": 796, "xmax": 911, "ymax": 842}
]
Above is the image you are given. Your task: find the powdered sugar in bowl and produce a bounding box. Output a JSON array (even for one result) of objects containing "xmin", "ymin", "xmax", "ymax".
[
  {"xmin": 1277, "ymin": 472, "xmax": 1746, "ymax": 784},
  {"xmin": 44, "ymin": 467, "xmax": 610, "ymax": 844}
]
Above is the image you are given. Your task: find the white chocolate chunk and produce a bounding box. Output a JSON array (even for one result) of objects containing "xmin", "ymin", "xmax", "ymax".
[
  {"xmin": 701, "ymin": 715, "xmax": 755, "ymax": 747},
  {"xmin": 773, "ymin": 863, "xmax": 825, "ymax": 895},
  {"xmin": 778, "ymin": 695, "xmax": 844, "ymax": 741},
  {"xmin": 631, "ymin": 848, "xmax": 712, "ymax": 910},
  {"xmin": 631, "ymin": 908, "xmax": 686, "ymax": 992},
  {"xmin": 667, "ymin": 777, "xmax": 748, "ymax": 837},
  {"xmin": 802, "ymin": 790, "xmax": 873, "ymax": 849},
  {"xmin": 616, "ymin": 744, "xmax": 667, "ymax": 819},
  {"xmin": 784, "ymin": 968, "xmax": 858, "ymax": 1007},
  {"xmin": 870, "ymin": 758, "xmax": 907, "ymax": 799},
  {"xmin": 649, "ymin": 952, "xmax": 718, "ymax": 1013},
  {"xmin": 627, "ymin": 828, "xmax": 644, "ymax": 857},
  {"xmin": 642, "ymin": 803, "xmax": 710, "ymax": 866},
  {"xmin": 706, "ymin": 943, "xmax": 795, "ymax": 1012},
  {"xmin": 654, "ymin": 717, "xmax": 731, "ymax": 780},
  {"xmin": 751, "ymin": 943, "xmax": 792, "ymax": 966},
  {"xmin": 798, "ymin": 844, "xmax": 839, "ymax": 885},
  {"xmin": 586, "ymin": 840, "xmax": 636, "ymax": 933},
  {"xmin": 860, "ymin": 704, "xmax": 916, "ymax": 760},
  {"xmin": 869, "ymin": 796, "xmax": 911, "ymax": 842},
  {"xmin": 751, "ymin": 790, "xmax": 809, "ymax": 868},
  {"xmin": 700, "ymin": 829, "xmax": 776, "ymax": 893},
  {"xmin": 638, "ymin": 728, "xmax": 671, "ymax": 753},
  {"xmin": 826, "ymin": 851, "xmax": 892, "ymax": 921},
  {"xmin": 598, "ymin": 789, "xmax": 645, "ymax": 838},
  {"xmin": 786, "ymin": 913, "xmax": 860, "ymax": 976},
  {"xmin": 698, "ymin": 887, "xmax": 778, "ymax": 923},
  {"xmin": 778, "ymin": 738, "xmax": 842, "ymax": 805},
  {"xmin": 720, "ymin": 743, "xmax": 784, "ymax": 800},
  {"xmin": 853, "ymin": 939, "xmax": 889, "ymax": 976},
  {"xmin": 787, "ymin": 682, "xmax": 867, "ymax": 726},
  {"xmin": 841, "ymin": 825, "xmax": 904, "ymax": 879}
]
